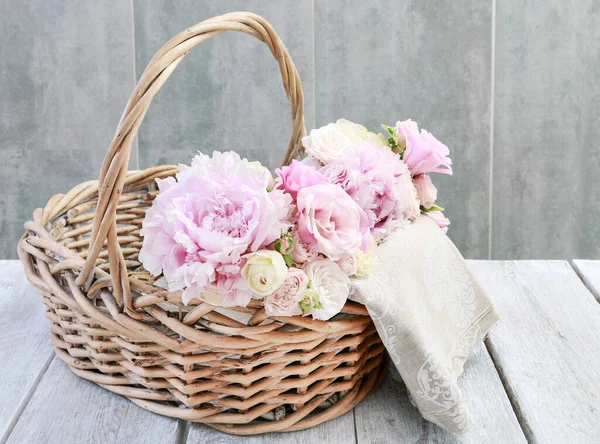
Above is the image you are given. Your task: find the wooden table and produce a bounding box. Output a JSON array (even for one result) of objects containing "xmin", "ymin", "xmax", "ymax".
[{"xmin": 1, "ymin": 259, "xmax": 599, "ymax": 444}]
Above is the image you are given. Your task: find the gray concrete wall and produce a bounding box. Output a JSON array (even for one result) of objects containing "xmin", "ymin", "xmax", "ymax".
[{"xmin": 1, "ymin": 0, "xmax": 598, "ymax": 259}]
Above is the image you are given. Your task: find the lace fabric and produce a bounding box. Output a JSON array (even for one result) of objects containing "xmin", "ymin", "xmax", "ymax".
[{"xmin": 350, "ymin": 215, "xmax": 502, "ymax": 434}]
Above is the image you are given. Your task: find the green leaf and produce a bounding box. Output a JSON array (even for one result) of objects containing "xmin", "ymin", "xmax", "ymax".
[
  {"xmin": 283, "ymin": 253, "xmax": 293, "ymax": 267},
  {"xmin": 300, "ymin": 287, "xmax": 321, "ymax": 314},
  {"xmin": 299, "ymin": 298, "xmax": 311, "ymax": 313},
  {"xmin": 381, "ymin": 123, "xmax": 403, "ymax": 154},
  {"xmin": 381, "ymin": 124, "xmax": 397, "ymax": 138},
  {"xmin": 420, "ymin": 203, "xmax": 445, "ymax": 212}
]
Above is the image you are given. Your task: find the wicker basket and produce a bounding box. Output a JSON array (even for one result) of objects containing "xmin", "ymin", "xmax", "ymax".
[{"xmin": 17, "ymin": 12, "xmax": 388, "ymax": 435}]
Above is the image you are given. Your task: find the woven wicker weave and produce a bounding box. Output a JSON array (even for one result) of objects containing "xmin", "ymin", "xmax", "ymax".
[{"xmin": 17, "ymin": 12, "xmax": 388, "ymax": 435}]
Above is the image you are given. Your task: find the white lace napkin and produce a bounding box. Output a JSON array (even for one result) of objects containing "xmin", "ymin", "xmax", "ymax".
[{"xmin": 350, "ymin": 215, "xmax": 501, "ymax": 434}]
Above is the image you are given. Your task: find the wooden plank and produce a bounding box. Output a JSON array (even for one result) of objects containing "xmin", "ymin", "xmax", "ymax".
[
  {"xmin": 186, "ymin": 410, "xmax": 356, "ymax": 443},
  {"xmin": 354, "ymin": 343, "xmax": 526, "ymax": 443},
  {"xmin": 0, "ymin": 261, "xmax": 54, "ymax": 443},
  {"xmin": 470, "ymin": 260, "xmax": 600, "ymax": 444},
  {"xmin": 572, "ymin": 260, "xmax": 600, "ymax": 302},
  {"xmin": 6, "ymin": 358, "xmax": 180, "ymax": 444}
]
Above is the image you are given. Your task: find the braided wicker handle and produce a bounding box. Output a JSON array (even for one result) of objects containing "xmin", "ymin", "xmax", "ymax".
[{"xmin": 76, "ymin": 12, "xmax": 307, "ymax": 309}]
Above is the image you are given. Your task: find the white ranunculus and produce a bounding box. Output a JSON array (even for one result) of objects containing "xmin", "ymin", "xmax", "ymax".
[
  {"xmin": 303, "ymin": 259, "xmax": 351, "ymax": 320},
  {"xmin": 242, "ymin": 250, "xmax": 287, "ymax": 296},
  {"xmin": 302, "ymin": 119, "xmax": 387, "ymax": 164}
]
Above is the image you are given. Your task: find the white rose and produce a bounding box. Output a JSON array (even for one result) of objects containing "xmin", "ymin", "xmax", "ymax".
[
  {"xmin": 242, "ymin": 250, "xmax": 287, "ymax": 296},
  {"xmin": 302, "ymin": 259, "xmax": 350, "ymax": 320},
  {"xmin": 335, "ymin": 118, "xmax": 387, "ymax": 146},
  {"xmin": 302, "ymin": 119, "xmax": 387, "ymax": 164}
]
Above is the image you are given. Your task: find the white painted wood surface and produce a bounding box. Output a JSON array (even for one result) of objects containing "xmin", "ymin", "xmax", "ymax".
[
  {"xmin": 187, "ymin": 410, "xmax": 356, "ymax": 443},
  {"xmin": 573, "ymin": 260, "xmax": 600, "ymax": 302},
  {"xmin": 469, "ymin": 261, "xmax": 600, "ymax": 444},
  {"xmin": 2, "ymin": 260, "xmax": 600, "ymax": 443},
  {"xmin": 354, "ymin": 344, "xmax": 526, "ymax": 443},
  {"xmin": 7, "ymin": 358, "xmax": 180, "ymax": 444},
  {"xmin": 0, "ymin": 261, "xmax": 54, "ymax": 444}
]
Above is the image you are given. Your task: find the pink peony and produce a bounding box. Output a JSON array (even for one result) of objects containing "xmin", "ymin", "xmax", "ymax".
[
  {"xmin": 291, "ymin": 227, "xmax": 318, "ymax": 265},
  {"xmin": 427, "ymin": 211, "xmax": 451, "ymax": 233},
  {"xmin": 275, "ymin": 160, "xmax": 329, "ymax": 201},
  {"xmin": 296, "ymin": 184, "xmax": 370, "ymax": 261},
  {"xmin": 263, "ymin": 268, "xmax": 308, "ymax": 316},
  {"xmin": 321, "ymin": 142, "xmax": 420, "ymax": 233},
  {"xmin": 396, "ymin": 120, "xmax": 452, "ymax": 176},
  {"xmin": 139, "ymin": 151, "xmax": 292, "ymax": 306},
  {"xmin": 413, "ymin": 174, "xmax": 438, "ymax": 209}
]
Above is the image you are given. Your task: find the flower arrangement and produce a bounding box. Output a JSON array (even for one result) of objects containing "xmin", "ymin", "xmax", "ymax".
[{"xmin": 139, "ymin": 119, "xmax": 452, "ymax": 320}]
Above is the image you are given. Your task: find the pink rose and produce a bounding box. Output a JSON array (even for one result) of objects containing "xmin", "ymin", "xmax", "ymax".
[
  {"xmin": 396, "ymin": 120, "xmax": 452, "ymax": 176},
  {"xmin": 336, "ymin": 255, "xmax": 358, "ymax": 276},
  {"xmin": 427, "ymin": 211, "xmax": 451, "ymax": 233},
  {"xmin": 413, "ymin": 174, "xmax": 438, "ymax": 209},
  {"xmin": 275, "ymin": 160, "xmax": 329, "ymax": 201},
  {"xmin": 291, "ymin": 227, "xmax": 318, "ymax": 265},
  {"xmin": 263, "ymin": 268, "xmax": 308, "ymax": 316},
  {"xmin": 296, "ymin": 184, "xmax": 370, "ymax": 261}
]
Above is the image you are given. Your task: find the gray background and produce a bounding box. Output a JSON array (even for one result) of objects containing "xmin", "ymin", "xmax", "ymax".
[{"xmin": 1, "ymin": 0, "xmax": 599, "ymax": 260}]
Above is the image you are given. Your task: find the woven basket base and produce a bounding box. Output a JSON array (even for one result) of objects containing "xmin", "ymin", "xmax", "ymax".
[
  {"xmin": 54, "ymin": 348, "xmax": 389, "ymax": 435},
  {"xmin": 20, "ymin": 166, "xmax": 389, "ymax": 435}
]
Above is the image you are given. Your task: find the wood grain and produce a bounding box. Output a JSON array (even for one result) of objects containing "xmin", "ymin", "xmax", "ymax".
[
  {"xmin": 6, "ymin": 358, "xmax": 179, "ymax": 444},
  {"xmin": 0, "ymin": 261, "xmax": 53, "ymax": 444},
  {"xmin": 354, "ymin": 343, "xmax": 526, "ymax": 443},
  {"xmin": 572, "ymin": 260, "xmax": 600, "ymax": 302},
  {"xmin": 470, "ymin": 260, "xmax": 600, "ymax": 444},
  {"xmin": 186, "ymin": 410, "xmax": 356, "ymax": 443}
]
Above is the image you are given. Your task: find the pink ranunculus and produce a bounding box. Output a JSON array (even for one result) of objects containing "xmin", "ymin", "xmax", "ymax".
[
  {"xmin": 139, "ymin": 151, "xmax": 292, "ymax": 306},
  {"xmin": 336, "ymin": 254, "xmax": 358, "ymax": 276},
  {"xmin": 277, "ymin": 232, "xmax": 294, "ymax": 255},
  {"xmin": 291, "ymin": 227, "xmax": 318, "ymax": 265},
  {"xmin": 275, "ymin": 160, "xmax": 329, "ymax": 201},
  {"xmin": 263, "ymin": 268, "xmax": 308, "ymax": 316},
  {"xmin": 396, "ymin": 120, "xmax": 452, "ymax": 176},
  {"xmin": 413, "ymin": 174, "xmax": 438, "ymax": 209},
  {"xmin": 427, "ymin": 211, "xmax": 451, "ymax": 233},
  {"xmin": 296, "ymin": 184, "xmax": 370, "ymax": 261},
  {"xmin": 321, "ymin": 142, "xmax": 420, "ymax": 232}
]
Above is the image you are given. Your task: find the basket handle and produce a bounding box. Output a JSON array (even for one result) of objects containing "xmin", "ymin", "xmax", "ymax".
[{"xmin": 75, "ymin": 12, "xmax": 307, "ymax": 311}]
